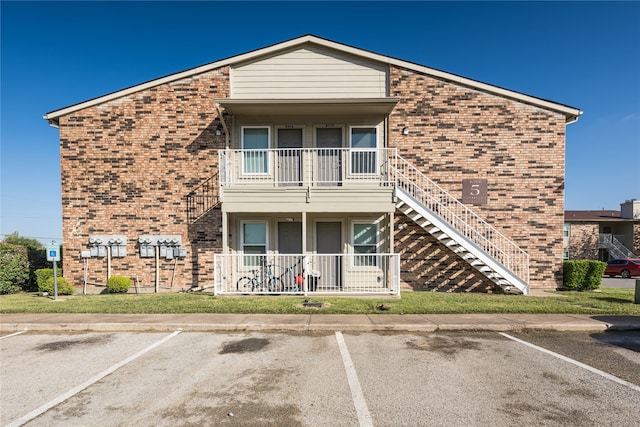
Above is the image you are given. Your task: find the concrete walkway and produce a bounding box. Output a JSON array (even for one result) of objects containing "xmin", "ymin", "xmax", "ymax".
[{"xmin": 2, "ymin": 313, "xmax": 639, "ymax": 333}]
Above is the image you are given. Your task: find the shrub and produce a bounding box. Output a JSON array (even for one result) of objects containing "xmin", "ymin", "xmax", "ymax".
[
  {"xmin": 583, "ymin": 261, "xmax": 606, "ymax": 291},
  {"xmin": 4, "ymin": 232, "xmax": 53, "ymax": 291},
  {"xmin": 0, "ymin": 242, "xmax": 29, "ymax": 293},
  {"xmin": 0, "ymin": 281, "xmax": 21, "ymax": 294},
  {"xmin": 35, "ymin": 268, "xmax": 62, "ymax": 288},
  {"xmin": 563, "ymin": 260, "xmax": 605, "ymax": 291},
  {"xmin": 39, "ymin": 277, "xmax": 75, "ymax": 295},
  {"xmin": 106, "ymin": 276, "xmax": 132, "ymax": 293}
]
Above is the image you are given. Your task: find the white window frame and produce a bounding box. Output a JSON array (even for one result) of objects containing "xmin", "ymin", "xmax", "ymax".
[
  {"xmin": 349, "ymin": 125, "xmax": 378, "ymax": 176},
  {"xmin": 240, "ymin": 220, "xmax": 268, "ymax": 267},
  {"xmin": 563, "ymin": 223, "xmax": 570, "ymax": 238},
  {"xmin": 241, "ymin": 126, "xmax": 271, "ymax": 175},
  {"xmin": 563, "ymin": 251, "xmax": 570, "ymax": 260},
  {"xmin": 351, "ymin": 221, "xmax": 379, "ymax": 267}
]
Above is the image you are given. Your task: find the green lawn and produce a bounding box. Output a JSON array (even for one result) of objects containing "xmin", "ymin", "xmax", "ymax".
[{"xmin": 1, "ymin": 288, "xmax": 638, "ymax": 315}]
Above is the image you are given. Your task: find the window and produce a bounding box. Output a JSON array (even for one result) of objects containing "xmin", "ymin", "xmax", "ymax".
[
  {"xmin": 350, "ymin": 126, "xmax": 377, "ymax": 174},
  {"xmin": 242, "ymin": 222, "xmax": 267, "ymax": 266},
  {"xmin": 242, "ymin": 127, "xmax": 270, "ymax": 174},
  {"xmin": 563, "ymin": 223, "xmax": 570, "ymax": 238},
  {"xmin": 353, "ymin": 222, "xmax": 377, "ymax": 266},
  {"xmin": 563, "ymin": 251, "xmax": 570, "ymax": 260}
]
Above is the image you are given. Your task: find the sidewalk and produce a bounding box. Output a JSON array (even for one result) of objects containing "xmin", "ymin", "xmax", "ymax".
[{"xmin": 2, "ymin": 313, "xmax": 639, "ymax": 333}]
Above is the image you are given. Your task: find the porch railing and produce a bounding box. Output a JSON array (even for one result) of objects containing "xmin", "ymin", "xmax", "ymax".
[
  {"xmin": 219, "ymin": 148, "xmax": 395, "ymax": 187},
  {"xmin": 214, "ymin": 253, "xmax": 400, "ymax": 295}
]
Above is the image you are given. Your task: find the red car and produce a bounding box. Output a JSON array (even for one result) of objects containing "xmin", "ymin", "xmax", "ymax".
[{"xmin": 604, "ymin": 258, "xmax": 640, "ymax": 278}]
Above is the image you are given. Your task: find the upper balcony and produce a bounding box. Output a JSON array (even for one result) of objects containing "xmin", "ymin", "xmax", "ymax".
[{"xmin": 218, "ymin": 148, "xmax": 397, "ymax": 213}]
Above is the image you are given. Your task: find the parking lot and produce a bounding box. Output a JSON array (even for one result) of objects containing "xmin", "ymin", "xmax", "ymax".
[{"xmin": 2, "ymin": 330, "xmax": 639, "ymax": 426}]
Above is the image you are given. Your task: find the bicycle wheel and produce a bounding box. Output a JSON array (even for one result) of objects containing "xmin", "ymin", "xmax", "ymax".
[{"xmin": 236, "ymin": 276, "xmax": 255, "ymax": 292}]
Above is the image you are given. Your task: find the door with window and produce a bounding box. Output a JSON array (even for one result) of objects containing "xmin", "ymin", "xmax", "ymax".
[
  {"xmin": 316, "ymin": 127, "xmax": 342, "ymax": 185},
  {"xmin": 277, "ymin": 128, "xmax": 302, "ymax": 186},
  {"xmin": 316, "ymin": 222, "xmax": 342, "ymax": 289}
]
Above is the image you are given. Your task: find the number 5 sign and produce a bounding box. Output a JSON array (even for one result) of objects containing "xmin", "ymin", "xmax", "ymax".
[{"xmin": 462, "ymin": 179, "xmax": 487, "ymax": 205}]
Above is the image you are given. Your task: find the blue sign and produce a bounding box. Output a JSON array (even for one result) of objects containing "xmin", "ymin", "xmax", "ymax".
[{"xmin": 47, "ymin": 242, "xmax": 61, "ymax": 262}]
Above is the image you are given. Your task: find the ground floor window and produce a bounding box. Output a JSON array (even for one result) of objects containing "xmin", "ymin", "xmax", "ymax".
[
  {"xmin": 352, "ymin": 222, "xmax": 378, "ymax": 266},
  {"xmin": 242, "ymin": 221, "xmax": 267, "ymax": 266},
  {"xmin": 563, "ymin": 251, "xmax": 570, "ymax": 260}
]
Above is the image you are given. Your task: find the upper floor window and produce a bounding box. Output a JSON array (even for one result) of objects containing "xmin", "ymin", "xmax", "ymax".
[
  {"xmin": 350, "ymin": 126, "xmax": 377, "ymax": 174},
  {"xmin": 563, "ymin": 223, "xmax": 570, "ymax": 238},
  {"xmin": 242, "ymin": 126, "xmax": 270, "ymax": 174}
]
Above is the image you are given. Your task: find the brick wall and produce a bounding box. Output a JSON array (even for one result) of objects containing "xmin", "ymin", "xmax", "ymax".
[
  {"xmin": 634, "ymin": 223, "xmax": 640, "ymax": 255},
  {"xmin": 57, "ymin": 61, "xmax": 570, "ymax": 292},
  {"xmin": 395, "ymin": 216, "xmax": 496, "ymax": 292},
  {"xmin": 566, "ymin": 223, "xmax": 599, "ymax": 260},
  {"xmin": 388, "ymin": 66, "xmax": 567, "ymax": 289},
  {"xmin": 59, "ymin": 68, "xmax": 230, "ymax": 291}
]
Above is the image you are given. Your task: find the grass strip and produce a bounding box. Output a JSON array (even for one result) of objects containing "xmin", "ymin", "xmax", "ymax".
[{"xmin": 1, "ymin": 288, "xmax": 638, "ymax": 315}]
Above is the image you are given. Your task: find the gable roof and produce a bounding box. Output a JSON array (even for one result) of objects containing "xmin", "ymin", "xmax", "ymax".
[
  {"xmin": 44, "ymin": 34, "xmax": 582, "ymax": 126},
  {"xmin": 565, "ymin": 210, "xmax": 625, "ymax": 222}
]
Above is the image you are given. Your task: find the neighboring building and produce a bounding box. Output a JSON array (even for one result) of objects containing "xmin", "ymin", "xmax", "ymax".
[
  {"xmin": 44, "ymin": 35, "xmax": 581, "ymax": 295},
  {"xmin": 564, "ymin": 199, "xmax": 640, "ymax": 261}
]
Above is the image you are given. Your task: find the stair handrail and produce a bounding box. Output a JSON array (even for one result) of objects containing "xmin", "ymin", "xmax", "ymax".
[
  {"xmin": 391, "ymin": 152, "xmax": 529, "ymax": 284},
  {"xmin": 186, "ymin": 172, "xmax": 220, "ymax": 223},
  {"xmin": 598, "ymin": 233, "xmax": 635, "ymax": 258}
]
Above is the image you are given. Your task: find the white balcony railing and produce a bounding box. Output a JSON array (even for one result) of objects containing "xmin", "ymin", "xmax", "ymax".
[
  {"xmin": 214, "ymin": 253, "xmax": 400, "ymax": 295},
  {"xmin": 219, "ymin": 148, "xmax": 395, "ymax": 187}
]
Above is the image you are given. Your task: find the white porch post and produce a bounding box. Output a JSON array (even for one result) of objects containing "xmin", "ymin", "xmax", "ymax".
[
  {"xmin": 222, "ymin": 211, "xmax": 228, "ymax": 254},
  {"xmin": 389, "ymin": 211, "xmax": 395, "ymax": 253},
  {"xmin": 302, "ymin": 211, "xmax": 308, "ymax": 293}
]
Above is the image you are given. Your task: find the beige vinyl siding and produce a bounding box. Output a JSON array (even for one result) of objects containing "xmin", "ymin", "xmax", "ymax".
[
  {"xmin": 221, "ymin": 187, "xmax": 395, "ymax": 214},
  {"xmin": 231, "ymin": 45, "xmax": 387, "ymax": 99}
]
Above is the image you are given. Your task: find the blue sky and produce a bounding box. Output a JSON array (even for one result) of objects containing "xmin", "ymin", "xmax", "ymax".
[{"xmin": 1, "ymin": 1, "xmax": 639, "ymax": 244}]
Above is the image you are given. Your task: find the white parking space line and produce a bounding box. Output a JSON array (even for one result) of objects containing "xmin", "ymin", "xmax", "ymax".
[
  {"xmin": 6, "ymin": 330, "xmax": 182, "ymax": 427},
  {"xmin": 499, "ymin": 332, "xmax": 640, "ymax": 393},
  {"xmin": 0, "ymin": 331, "xmax": 27, "ymax": 340},
  {"xmin": 335, "ymin": 331, "xmax": 373, "ymax": 427}
]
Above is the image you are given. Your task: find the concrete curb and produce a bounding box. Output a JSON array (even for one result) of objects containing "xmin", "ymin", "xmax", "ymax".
[{"xmin": 2, "ymin": 313, "xmax": 639, "ymax": 333}]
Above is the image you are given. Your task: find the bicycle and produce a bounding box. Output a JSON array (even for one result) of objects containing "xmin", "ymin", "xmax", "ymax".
[
  {"xmin": 279, "ymin": 256, "xmax": 305, "ymax": 291},
  {"xmin": 236, "ymin": 259, "xmax": 283, "ymax": 293}
]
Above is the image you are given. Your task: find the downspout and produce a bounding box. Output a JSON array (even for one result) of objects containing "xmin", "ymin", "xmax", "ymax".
[{"xmin": 215, "ymin": 103, "xmax": 230, "ymax": 149}]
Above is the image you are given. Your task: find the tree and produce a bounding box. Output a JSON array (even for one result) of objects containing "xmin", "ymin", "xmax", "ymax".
[{"xmin": 4, "ymin": 232, "xmax": 44, "ymax": 250}]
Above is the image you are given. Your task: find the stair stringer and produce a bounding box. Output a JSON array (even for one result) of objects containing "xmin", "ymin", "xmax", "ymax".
[{"xmin": 396, "ymin": 188, "xmax": 529, "ymax": 295}]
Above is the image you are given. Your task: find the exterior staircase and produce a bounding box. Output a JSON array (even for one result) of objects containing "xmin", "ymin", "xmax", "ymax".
[
  {"xmin": 598, "ymin": 234, "xmax": 636, "ymax": 259},
  {"xmin": 391, "ymin": 155, "xmax": 529, "ymax": 295}
]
